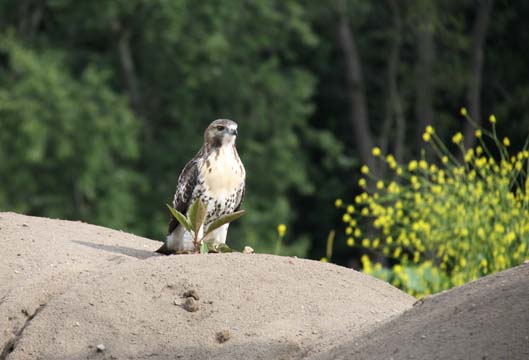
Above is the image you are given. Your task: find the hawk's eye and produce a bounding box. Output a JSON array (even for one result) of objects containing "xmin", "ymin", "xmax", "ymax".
[{"xmin": 216, "ymin": 126, "xmax": 225, "ymax": 131}]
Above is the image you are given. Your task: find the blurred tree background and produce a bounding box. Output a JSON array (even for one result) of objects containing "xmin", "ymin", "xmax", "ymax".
[{"xmin": 1, "ymin": 0, "xmax": 528, "ymax": 264}]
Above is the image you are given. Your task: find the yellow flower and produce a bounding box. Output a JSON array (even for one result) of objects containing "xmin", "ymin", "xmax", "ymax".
[
  {"xmin": 408, "ymin": 160, "xmax": 418, "ymax": 171},
  {"xmin": 442, "ymin": 156, "xmax": 449, "ymax": 164},
  {"xmin": 422, "ymin": 132, "xmax": 431, "ymax": 142},
  {"xmin": 425, "ymin": 125, "xmax": 435, "ymax": 135},
  {"xmin": 342, "ymin": 214, "xmax": 351, "ymax": 223},
  {"xmin": 362, "ymin": 238, "xmax": 370, "ymax": 247},
  {"xmin": 503, "ymin": 137, "xmax": 510, "ymax": 147},
  {"xmin": 452, "ymin": 132, "xmax": 463, "ymax": 145},
  {"xmin": 320, "ymin": 257, "xmax": 328, "ymax": 263},
  {"xmin": 489, "ymin": 114, "xmax": 496, "ymax": 124},
  {"xmin": 376, "ymin": 180, "xmax": 384, "ymax": 190},
  {"xmin": 393, "ymin": 264, "xmax": 403, "ymax": 274},
  {"xmin": 494, "ymin": 223, "xmax": 505, "ymax": 234},
  {"xmin": 334, "ymin": 198, "xmax": 343, "ymax": 208},
  {"xmin": 460, "ymin": 107, "xmax": 468, "ymax": 116},
  {"xmin": 480, "ymin": 259, "xmax": 488, "ymax": 268},
  {"xmin": 277, "ymin": 224, "xmax": 287, "ymax": 237},
  {"xmin": 361, "ymin": 255, "xmax": 372, "ymax": 272},
  {"xmin": 505, "ymin": 231, "xmax": 516, "ymax": 244},
  {"xmin": 475, "ymin": 129, "xmax": 482, "ymax": 138},
  {"xmin": 372, "ymin": 147, "xmax": 381, "ymax": 157},
  {"xmin": 347, "ymin": 205, "xmax": 355, "ymax": 214},
  {"xmin": 361, "ymin": 165, "xmax": 369, "ymax": 174},
  {"xmin": 347, "ymin": 237, "xmax": 354, "ymax": 247},
  {"xmin": 358, "ymin": 178, "xmax": 367, "ymax": 188},
  {"xmin": 475, "ymin": 157, "xmax": 487, "ymax": 168}
]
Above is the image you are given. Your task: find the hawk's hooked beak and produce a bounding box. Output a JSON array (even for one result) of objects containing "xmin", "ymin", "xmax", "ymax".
[{"xmin": 230, "ymin": 128, "xmax": 238, "ymax": 136}]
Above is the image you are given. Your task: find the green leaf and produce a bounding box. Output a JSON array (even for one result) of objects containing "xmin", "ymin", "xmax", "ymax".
[
  {"xmin": 200, "ymin": 241, "xmax": 209, "ymax": 254},
  {"xmin": 166, "ymin": 204, "xmax": 192, "ymax": 231},
  {"xmin": 188, "ymin": 199, "xmax": 207, "ymax": 234},
  {"xmin": 207, "ymin": 243, "xmax": 236, "ymax": 253},
  {"xmin": 205, "ymin": 210, "xmax": 246, "ymax": 235}
]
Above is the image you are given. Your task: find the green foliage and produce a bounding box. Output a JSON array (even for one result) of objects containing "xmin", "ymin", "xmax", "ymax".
[
  {"xmin": 206, "ymin": 210, "xmax": 246, "ymax": 236},
  {"xmin": 188, "ymin": 199, "xmax": 207, "ymax": 237},
  {"xmin": 340, "ymin": 114, "xmax": 529, "ymax": 297},
  {"xmin": 166, "ymin": 204, "xmax": 191, "ymax": 232},
  {"xmin": 167, "ymin": 199, "xmax": 245, "ymax": 254},
  {"xmin": 0, "ymin": 37, "xmax": 142, "ymax": 230}
]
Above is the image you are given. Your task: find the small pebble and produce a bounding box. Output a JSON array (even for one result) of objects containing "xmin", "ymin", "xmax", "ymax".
[
  {"xmin": 216, "ymin": 330, "xmax": 231, "ymax": 343},
  {"xmin": 183, "ymin": 289, "xmax": 199, "ymax": 300},
  {"xmin": 96, "ymin": 344, "xmax": 105, "ymax": 352},
  {"xmin": 243, "ymin": 246, "xmax": 254, "ymax": 254},
  {"xmin": 183, "ymin": 298, "xmax": 199, "ymax": 312}
]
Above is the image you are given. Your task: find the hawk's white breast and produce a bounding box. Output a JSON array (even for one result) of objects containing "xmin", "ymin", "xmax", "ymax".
[{"xmin": 202, "ymin": 146, "xmax": 244, "ymax": 195}]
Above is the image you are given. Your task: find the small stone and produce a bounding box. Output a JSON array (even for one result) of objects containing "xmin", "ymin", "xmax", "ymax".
[
  {"xmin": 216, "ymin": 330, "xmax": 231, "ymax": 343},
  {"xmin": 183, "ymin": 289, "xmax": 199, "ymax": 300},
  {"xmin": 183, "ymin": 297, "xmax": 199, "ymax": 312},
  {"xmin": 421, "ymin": 335, "xmax": 426, "ymax": 339},
  {"xmin": 96, "ymin": 344, "xmax": 106, "ymax": 352},
  {"xmin": 243, "ymin": 246, "xmax": 254, "ymax": 254}
]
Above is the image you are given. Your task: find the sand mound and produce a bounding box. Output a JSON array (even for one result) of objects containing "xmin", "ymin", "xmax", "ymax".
[
  {"xmin": 0, "ymin": 212, "xmax": 414, "ymax": 359},
  {"xmin": 313, "ymin": 262, "xmax": 529, "ymax": 360}
]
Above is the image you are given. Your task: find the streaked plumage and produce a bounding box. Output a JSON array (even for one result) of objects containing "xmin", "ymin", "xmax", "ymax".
[{"xmin": 156, "ymin": 119, "xmax": 245, "ymax": 254}]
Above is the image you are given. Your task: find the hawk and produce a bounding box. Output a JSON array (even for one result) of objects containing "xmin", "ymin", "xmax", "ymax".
[{"xmin": 156, "ymin": 119, "xmax": 246, "ymax": 254}]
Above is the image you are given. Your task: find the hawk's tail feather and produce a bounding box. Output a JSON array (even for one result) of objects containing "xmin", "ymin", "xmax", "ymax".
[{"xmin": 155, "ymin": 242, "xmax": 173, "ymax": 255}]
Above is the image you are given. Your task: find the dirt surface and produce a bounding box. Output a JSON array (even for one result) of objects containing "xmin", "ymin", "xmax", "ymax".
[
  {"xmin": 313, "ymin": 263, "xmax": 529, "ymax": 360},
  {"xmin": 0, "ymin": 212, "xmax": 414, "ymax": 359}
]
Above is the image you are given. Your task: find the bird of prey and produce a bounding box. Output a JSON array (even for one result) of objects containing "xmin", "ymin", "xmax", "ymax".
[{"xmin": 156, "ymin": 119, "xmax": 245, "ymax": 254}]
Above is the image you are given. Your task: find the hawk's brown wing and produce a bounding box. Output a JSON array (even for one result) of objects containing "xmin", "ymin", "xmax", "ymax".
[
  {"xmin": 167, "ymin": 151, "xmax": 203, "ymax": 235},
  {"xmin": 234, "ymin": 186, "xmax": 245, "ymax": 212}
]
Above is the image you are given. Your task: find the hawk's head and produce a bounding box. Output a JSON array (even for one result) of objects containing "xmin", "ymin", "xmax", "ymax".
[{"xmin": 204, "ymin": 119, "xmax": 238, "ymax": 147}]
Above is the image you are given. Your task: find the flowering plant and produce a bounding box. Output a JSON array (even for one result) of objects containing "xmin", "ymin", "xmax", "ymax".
[{"xmin": 338, "ymin": 110, "xmax": 529, "ymax": 297}]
